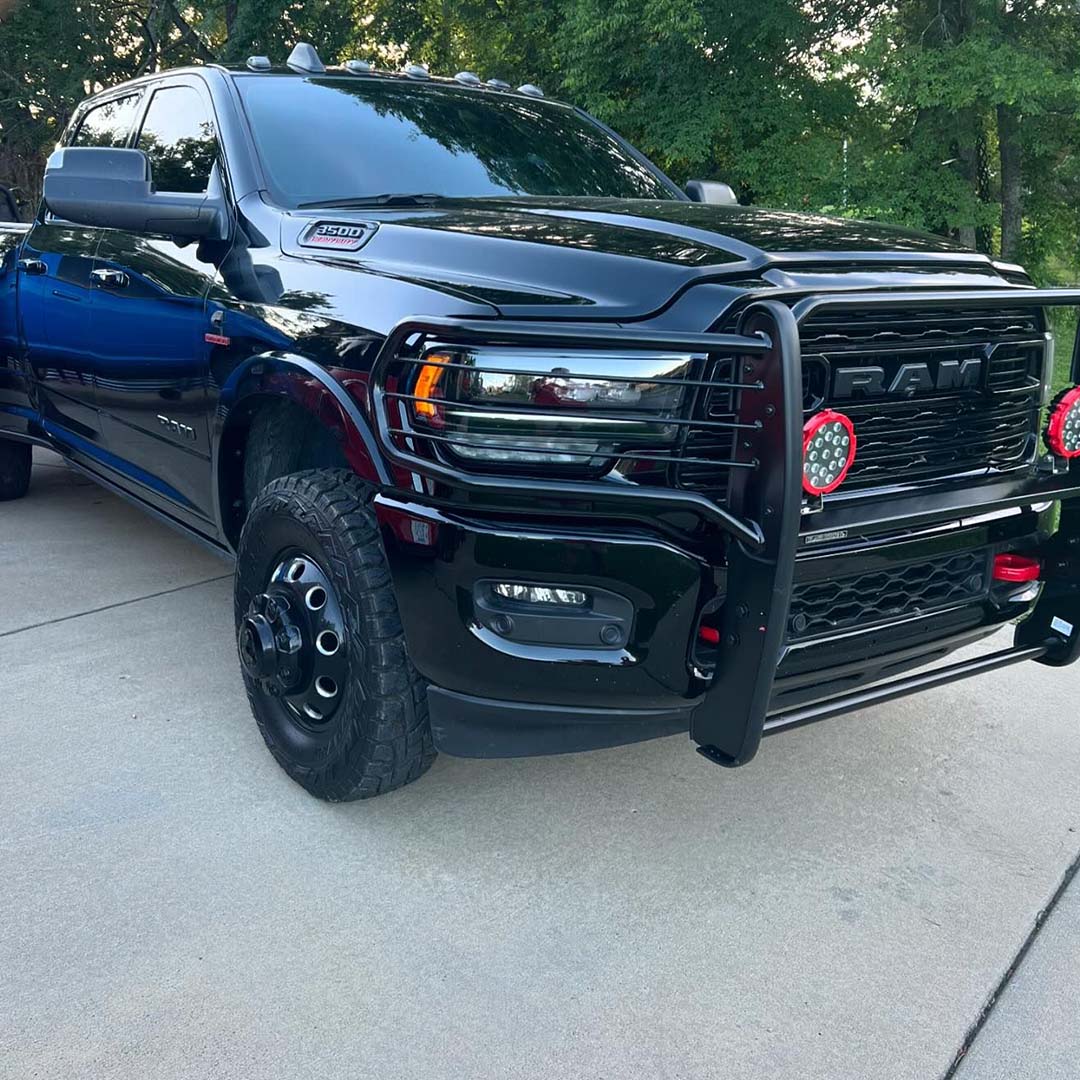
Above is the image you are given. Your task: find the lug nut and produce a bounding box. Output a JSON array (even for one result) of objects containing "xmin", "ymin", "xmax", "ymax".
[{"xmin": 599, "ymin": 625, "xmax": 622, "ymax": 646}]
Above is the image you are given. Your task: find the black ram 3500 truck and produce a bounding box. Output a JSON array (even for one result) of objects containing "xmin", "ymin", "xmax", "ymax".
[{"xmin": 2, "ymin": 44, "xmax": 1079, "ymax": 800}]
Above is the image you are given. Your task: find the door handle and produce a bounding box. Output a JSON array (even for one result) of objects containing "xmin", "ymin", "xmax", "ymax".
[
  {"xmin": 17, "ymin": 258, "xmax": 46, "ymax": 276},
  {"xmin": 90, "ymin": 268, "xmax": 129, "ymax": 289}
]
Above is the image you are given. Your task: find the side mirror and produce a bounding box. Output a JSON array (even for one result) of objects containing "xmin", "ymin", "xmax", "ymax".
[
  {"xmin": 43, "ymin": 147, "xmax": 226, "ymax": 238},
  {"xmin": 685, "ymin": 180, "xmax": 739, "ymax": 206}
]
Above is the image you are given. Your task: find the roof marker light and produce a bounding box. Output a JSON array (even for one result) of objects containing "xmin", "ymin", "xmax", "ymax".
[
  {"xmin": 803, "ymin": 409, "xmax": 856, "ymax": 496},
  {"xmin": 287, "ymin": 43, "xmax": 325, "ymax": 74},
  {"xmin": 246, "ymin": 56, "xmax": 271, "ymax": 72},
  {"xmin": 517, "ymin": 84, "xmax": 545, "ymax": 98},
  {"xmin": 486, "ymin": 78, "xmax": 511, "ymax": 90},
  {"xmin": 1047, "ymin": 386, "xmax": 1080, "ymax": 459},
  {"xmin": 403, "ymin": 63, "xmax": 430, "ymax": 80},
  {"xmin": 455, "ymin": 71, "xmax": 482, "ymax": 86},
  {"xmin": 345, "ymin": 59, "xmax": 372, "ymax": 74}
]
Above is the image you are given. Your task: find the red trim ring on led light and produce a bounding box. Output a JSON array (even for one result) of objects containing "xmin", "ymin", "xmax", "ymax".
[
  {"xmin": 802, "ymin": 409, "xmax": 857, "ymax": 495},
  {"xmin": 1047, "ymin": 385, "xmax": 1080, "ymax": 459},
  {"xmin": 992, "ymin": 554, "xmax": 1042, "ymax": 583}
]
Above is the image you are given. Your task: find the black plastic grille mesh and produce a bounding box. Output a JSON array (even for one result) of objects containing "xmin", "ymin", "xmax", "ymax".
[
  {"xmin": 787, "ymin": 549, "xmax": 990, "ymax": 640},
  {"xmin": 670, "ymin": 355, "xmax": 738, "ymax": 499},
  {"xmin": 801, "ymin": 306, "xmax": 1044, "ymax": 490}
]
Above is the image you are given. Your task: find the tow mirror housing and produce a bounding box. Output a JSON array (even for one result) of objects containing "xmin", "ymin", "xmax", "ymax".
[
  {"xmin": 685, "ymin": 180, "xmax": 739, "ymax": 206},
  {"xmin": 43, "ymin": 147, "xmax": 226, "ymax": 238}
]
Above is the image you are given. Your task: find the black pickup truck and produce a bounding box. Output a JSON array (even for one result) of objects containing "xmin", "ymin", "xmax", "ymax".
[{"xmin": 3, "ymin": 43, "xmax": 1079, "ymax": 800}]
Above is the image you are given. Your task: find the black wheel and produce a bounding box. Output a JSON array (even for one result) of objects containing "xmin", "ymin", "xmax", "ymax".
[
  {"xmin": 235, "ymin": 469, "xmax": 435, "ymax": 800},
  {"xmin": 0, "ymin": 439, "xmax": 31, "ymax": 501}
]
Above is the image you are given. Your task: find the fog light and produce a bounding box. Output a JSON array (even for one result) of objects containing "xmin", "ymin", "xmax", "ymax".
[
  {"xmin": 1047, "ymin": 386, "xmax": 1080, "ymax": 459},
  {"xmin": 492, "ymin": 583, "xmax": 588, "ymax": 606},
  {"xmin": 803, "ymin": 409, "xmax": 857, "ymax": 495}
]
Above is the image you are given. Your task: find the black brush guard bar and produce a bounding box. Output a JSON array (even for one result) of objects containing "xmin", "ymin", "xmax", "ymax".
[{"xmin": 370, "ymin": 291, "xmax": 1080, "ymax": 768}]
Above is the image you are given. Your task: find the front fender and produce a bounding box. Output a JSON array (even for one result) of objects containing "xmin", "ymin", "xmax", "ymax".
[{"xmin": 213, "ymin": 351, "xmax": 390, "ymax": 547}]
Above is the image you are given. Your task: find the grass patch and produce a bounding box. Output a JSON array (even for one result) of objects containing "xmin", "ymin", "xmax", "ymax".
[{"xmin": 1047, "ymin": 306, "xmax": 1077, "ymax": 398}]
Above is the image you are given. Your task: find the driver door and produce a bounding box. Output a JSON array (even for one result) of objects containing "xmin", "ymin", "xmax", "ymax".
[{"xmin": 89, "ymin": 77, "xmax": 225, "ymax": 528}]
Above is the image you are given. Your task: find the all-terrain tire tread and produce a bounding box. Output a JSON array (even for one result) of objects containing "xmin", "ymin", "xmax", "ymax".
[{"xmin": 235, "ymin": 469, "xmax": 435, "ymax": 800}]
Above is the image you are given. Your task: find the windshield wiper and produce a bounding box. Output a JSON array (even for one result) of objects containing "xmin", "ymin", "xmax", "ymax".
[{"xmin": 297, "ymin": 193, "xmax": 445, "ymax": 209}]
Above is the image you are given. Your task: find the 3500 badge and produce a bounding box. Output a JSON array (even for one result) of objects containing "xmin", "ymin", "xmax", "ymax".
[{"xmin": 300, "ymin": 222, "xmax": 374, "ymax": 252}]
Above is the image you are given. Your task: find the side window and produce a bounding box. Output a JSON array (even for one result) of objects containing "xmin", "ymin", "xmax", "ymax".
[
  {"xmin": 136, "ymin": 85, "xmax": 218, "ymax": 194},
  {"xmin": 71, "ymin": 95, "xmax": 141, "ymax": 148}
]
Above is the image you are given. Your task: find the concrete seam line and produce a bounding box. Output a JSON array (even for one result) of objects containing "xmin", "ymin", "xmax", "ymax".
[
  {"xmin": 0, "ymin": 575, "xmax": 233, "ymax": 639},
  {"xmin": 942, "ymin": 843, "xmax": 1080, "ymax": 1078}
]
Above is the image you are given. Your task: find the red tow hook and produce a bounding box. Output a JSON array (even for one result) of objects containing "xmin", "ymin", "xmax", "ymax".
[
  {"xmin": 992, "ymin": 554, "xmax": 1042, "ymax": 584},
  {"xmin": 698, "ymin": 625, "xmax": 721, "ymax": 645}
]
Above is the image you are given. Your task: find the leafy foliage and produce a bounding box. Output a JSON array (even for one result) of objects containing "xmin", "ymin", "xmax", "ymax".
[{"xmin": 2, "ymin": 0, "xmax": 1079, "ymax": 282}]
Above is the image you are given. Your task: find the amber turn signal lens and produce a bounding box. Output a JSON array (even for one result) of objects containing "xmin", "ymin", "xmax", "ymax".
[{"xmin": 413, "ymin": 355, "xmax": 450, "ymax": 418}]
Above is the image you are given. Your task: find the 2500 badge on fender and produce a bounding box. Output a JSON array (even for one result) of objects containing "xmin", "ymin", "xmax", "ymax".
[{"xmin": 1, "ymin": 42, "xmax": 1079, "ymax": 802}]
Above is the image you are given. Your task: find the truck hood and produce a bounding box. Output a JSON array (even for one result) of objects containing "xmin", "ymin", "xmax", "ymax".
[{"xmin": 280, "ymin": 196, "xmax": 1004, "ymax": 319}]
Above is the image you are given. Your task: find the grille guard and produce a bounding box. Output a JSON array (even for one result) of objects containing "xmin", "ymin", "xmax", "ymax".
[{"xmin": 370, "ymin": 290, "xmax": 1080, "ymax": 767}]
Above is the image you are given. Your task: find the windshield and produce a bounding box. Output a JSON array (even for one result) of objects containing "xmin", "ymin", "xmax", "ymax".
[{"xmin": 236, "ymin": 75, "xmax": 681, "ymax": 206}]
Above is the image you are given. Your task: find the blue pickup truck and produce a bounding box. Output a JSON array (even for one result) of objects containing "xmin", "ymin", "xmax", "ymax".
[{"xmin": 3, "ymin": 44, "xmax": 1080, "ymax": 801}]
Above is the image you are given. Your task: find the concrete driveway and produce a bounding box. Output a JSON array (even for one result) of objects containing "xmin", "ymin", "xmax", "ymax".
[{"xmin": 2, "ymin": 449, "xmax": 1078, "ymax": 1080}]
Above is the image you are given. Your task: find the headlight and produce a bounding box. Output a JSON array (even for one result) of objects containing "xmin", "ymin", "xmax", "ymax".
[{"xmin": 406, "ymin": 346, "xmax": 697, "ymax": 470}]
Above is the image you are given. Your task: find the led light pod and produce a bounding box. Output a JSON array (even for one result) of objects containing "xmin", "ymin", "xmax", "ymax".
[
  {"xmin": 803, "ymin": 409, "xmax": 856, "ymax": 495},
  {"xmin": 492, "ymin": 583, "xmax": 588, "ymax": 606},
  {"xmin": 1046, "ymin": 386, "xmax": 1080, "ymax": 459}
]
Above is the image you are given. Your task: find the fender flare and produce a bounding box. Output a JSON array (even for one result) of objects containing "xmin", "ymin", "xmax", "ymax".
[{"xmin": 213, "ymin": 351, "xmax": 389, "ymax": 546}]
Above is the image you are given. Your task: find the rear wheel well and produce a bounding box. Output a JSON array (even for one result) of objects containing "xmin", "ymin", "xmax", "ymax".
[{"xmin": 220, "ymin": 397, "xmax": 349, "ymax": 547}]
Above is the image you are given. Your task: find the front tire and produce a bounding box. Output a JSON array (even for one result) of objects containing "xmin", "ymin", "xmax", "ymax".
[
  {"xmin": 235, "ymin": 470, "xmax": 435, "ymax": 800},
  {"xmin": 0, "ymin": 439, "xmax": 31, "ymax": 501}
]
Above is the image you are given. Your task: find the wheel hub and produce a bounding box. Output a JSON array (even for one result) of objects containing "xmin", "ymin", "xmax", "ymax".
[{"xmin": 239, "ymin": 554, "xmax": 348, "ymax": 727}]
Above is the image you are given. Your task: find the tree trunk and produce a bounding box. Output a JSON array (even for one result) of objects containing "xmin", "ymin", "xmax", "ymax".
[
  {"xmin": 998, "ymin": 102, "xmax": 1022, "ymax": 262},
  {"xmin": 224, "ymin": 1, "xmax": 238, "ymax": 43},
  {"xmin": 954, "ymin": 107, "xmax": 980, "ymax": 251},
  {"xmin": 162, "ymin": 0, "xmax": 215, "ymax": 62}
]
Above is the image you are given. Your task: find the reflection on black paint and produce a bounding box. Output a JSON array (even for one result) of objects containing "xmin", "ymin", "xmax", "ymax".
[{"xmin": 393, "ymin": 202, "xmax": 740, "ymax": 266}]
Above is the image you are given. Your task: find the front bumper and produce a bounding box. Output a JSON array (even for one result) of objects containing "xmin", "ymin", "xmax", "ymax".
[
  {"xmin": 377, "ymin": 492, "xmax": 1076, "ymax": 758},
  {"xmin": 370, "ymin": 293, "xmax": 1080, "ymax": 764}
]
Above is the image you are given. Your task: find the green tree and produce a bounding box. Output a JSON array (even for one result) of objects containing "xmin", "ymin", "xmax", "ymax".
[
  {"xmin": 0, "ymin": 0, "xmax": 212, "ymax": 209},
  {"xmin": 548, "ymin": 0, "xmax": 872, "ymax": 207},
  {"xmin": 853, "ymin": 0, "xmax": 1080, "ymax": 269}
]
